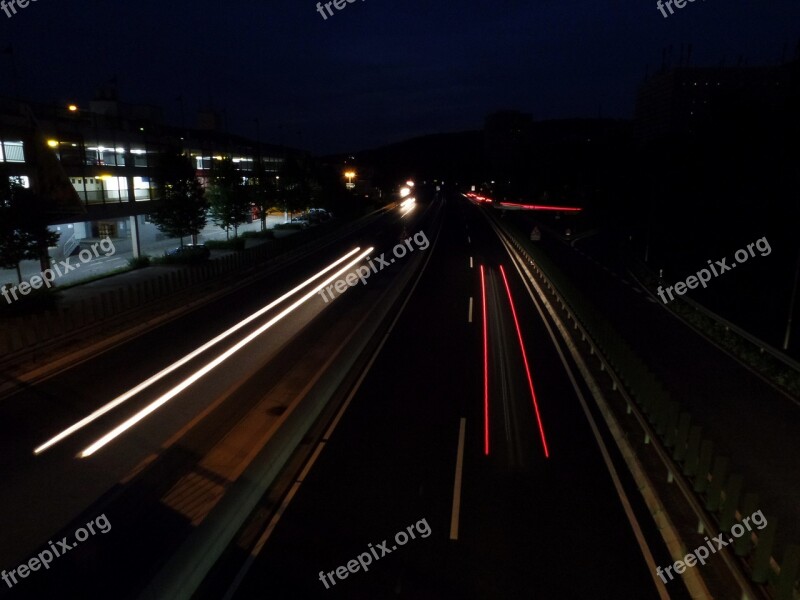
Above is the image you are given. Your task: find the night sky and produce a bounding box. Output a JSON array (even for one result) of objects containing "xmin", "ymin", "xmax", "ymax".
[{"xmin": 1, "ymin": 0, "xmax": 798, "ymax": 154}]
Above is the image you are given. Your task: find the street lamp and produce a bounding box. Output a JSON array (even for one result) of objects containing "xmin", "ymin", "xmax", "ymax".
[
  {"xmin": 344, "ymin": 170, "xmax": 356, "ymax": 189},
  {"xmin": 67, "ymin": 104, "xmax": 78, "ymax": 112}
]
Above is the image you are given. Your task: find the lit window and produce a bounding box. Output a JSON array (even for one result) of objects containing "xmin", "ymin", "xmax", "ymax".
[{"xmin": 1, "ymin": 140, "xmax": 25, "ymax": 163}]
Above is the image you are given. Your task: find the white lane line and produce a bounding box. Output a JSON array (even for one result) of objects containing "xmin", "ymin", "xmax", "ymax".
[
  {"xmin": 470, "ymin": 256, "xmax": 473, "ymax": 269},
  {"xmin": 468, "ymin": 297, "xmax": 473, "ymax": 323},
  {"xmin": 467, "ymin": 236, "xmax": 471, "ymax": 244},
  {"xmin": 450, "ymin": 417, "xmax": 467, "ymax": 540}
]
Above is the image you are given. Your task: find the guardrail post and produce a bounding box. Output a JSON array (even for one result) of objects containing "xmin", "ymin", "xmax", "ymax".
[
  {"xmin": 46, "ymin": 310, "xmax": 59, "ymax": 338},
  {"xmin": 87, "ymin": 297, "xmax": 97, "ymax": 323},
  {"xmin": 57, "ymin": 306, "xmax": 69, "ymax": 333},
  {"xmin": 664, "ymin": 401, "xmax": 680, "ymax": 447},
  {"xmin": 720, "ymin": 473, "xmax": 743, "ymax": 531},
  {"xmin": 683, "ymin": 425, "xmax": 702, "ymax": 476},
  {"xmin": 776, "ymin": 544, "xmax": 800, "ymax": 600},
  {"xmin": 707, "ymin": 456, "xmax": 728, "ymax": 512},
  {"xmin": 655, "ymin": 395, "xmax": 671, "ymax": 436},
  {"xmin": 102, "ymin": 291, "xmax": 112, "ymax": 317},
  {"xmin": 12, "ymin": 322, "xmax": 22, "ymax": 351},
  {"xmin": 693, "ymin": 440, "xmax": 713, "ymax": 493},
  {"xmin": 673, "ymin": 413, "xmax": 691, "ymax": 461},
  {"xmin": 751, "ymin": 516, "xmax": 778, "ymax": 583},
  {"xmin": 734, "ymin": 492, "xmax": 759, "ymax": 556}
]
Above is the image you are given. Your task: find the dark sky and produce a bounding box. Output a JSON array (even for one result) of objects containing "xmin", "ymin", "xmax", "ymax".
[{"xmin": 1, "ymin": 0, "xmax": 798, "ymax": 154}]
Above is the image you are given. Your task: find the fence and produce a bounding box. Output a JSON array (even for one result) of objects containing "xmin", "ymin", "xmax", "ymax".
[{"xmin": 0, "ymin": 208, "xmax": 388, "ymax": 363}]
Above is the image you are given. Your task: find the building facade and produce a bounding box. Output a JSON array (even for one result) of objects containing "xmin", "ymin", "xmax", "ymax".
[{"xmin": 0, "ymin": 93, "xmax": 294, "ymax": 259}]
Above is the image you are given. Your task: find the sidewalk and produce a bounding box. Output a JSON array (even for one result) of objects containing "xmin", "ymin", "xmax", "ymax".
[
  {"xmin": 50, "ymin": 237, "xmax": 270, "ymax": 310},
  {"xmin": 0, "ymin": 215, "xmax": 290, "ymax": 290},
  {"xmin": 0, "ymin": 208, "xmax": 381, "ymax": 378},
  {"xmin": 0, "ymin": 230, "xmax": 299, "ymax": 376}
]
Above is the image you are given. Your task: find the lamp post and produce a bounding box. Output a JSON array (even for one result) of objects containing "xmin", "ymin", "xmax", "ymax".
[
  {"xmin": 277, "ymin": 175, "xmax": 286, "ymax": 223},
  {"xmin": 344, "ymin": 170, "xmax": 356, "ymax": 189}
]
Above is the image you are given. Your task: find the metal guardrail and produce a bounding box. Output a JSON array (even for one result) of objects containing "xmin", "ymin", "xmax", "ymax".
[
  {"xmin": 488, "ymin": 210, "xmax": 799, "ymax": 600},
  {"xmin": 627, "ymin": 254, "xmax": 800, "ymax": 376},
  {"xmin": 680, "ymin": 294, "xmax": 800, "ymax": 373}
]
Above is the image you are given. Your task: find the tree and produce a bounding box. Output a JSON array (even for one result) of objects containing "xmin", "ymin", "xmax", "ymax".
[
  {"xmin": 0, "ymin": 178, "xmax": 60, "ymax": 283},
  {"xmin": 250, "ymin": 159, "xmax": 276, "ymax": 232},
  {"xmin": 207, "ymin": 158, "xmax": 250, "ymax": 239},
  {"xmin": 151, "ymin": 150, "xmax": 208, "ymax": 246},
  {"xmin": 278, "ymin": 155, "xmax": 316, "ymax": 216}
]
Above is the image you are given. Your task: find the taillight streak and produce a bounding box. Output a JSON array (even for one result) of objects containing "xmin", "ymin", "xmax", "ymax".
[
  {"xmin": 480, "ymin": 265, "xmax": 489, "ymax": 456},
  {"xmin": 499, "ymin": 265, "xmax": 550, "ymax": 458}
]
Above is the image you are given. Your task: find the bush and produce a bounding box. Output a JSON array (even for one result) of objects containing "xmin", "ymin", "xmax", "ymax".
[
  {"xmin": 273, "ymin": 223, "xmax": 304, "ymax": 231},
  {"xmin": 241, "ymin": 230, "xmax": 275, "ymax": 240},
  {"xmin": 204, "ymin": 238, "xmax": 246, "ymax": 250},
  {"xmin": 128, "ymin": 256, "xmax": 151, "ymax": 269},
  {"xmin": 157, "ymin": 254, "xmax": 207, "ymax": 265}
]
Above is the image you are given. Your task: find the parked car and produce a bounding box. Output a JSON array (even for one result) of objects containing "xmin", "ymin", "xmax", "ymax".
[
  {"xmin": 164, "ymin": 243, "xmax": 210, "ymax": 261},
  {"xmin": 290, "ymin": 217, "xmax": 310, "ymax": 228},
  {"xmin": 307, "ymin": 208, "xmax": 332, "ymax": 223}
]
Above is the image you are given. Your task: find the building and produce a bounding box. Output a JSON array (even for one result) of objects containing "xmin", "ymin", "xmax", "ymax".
[
  {"xmin": 0, "ymin": 92, "xmax": 296, "ymax": 259},
  {"xmin": 634, "ymin": 60, "xmax": 798, "ymax": 143}
]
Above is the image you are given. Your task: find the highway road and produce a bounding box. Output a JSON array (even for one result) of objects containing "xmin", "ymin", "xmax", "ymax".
[
  {"xmin": 0, "ymin": 195, "xmax": 432, "ymax": 599},
  {"xmin": 208, "ymin": 194, "xmax": 690, "ymax": 600},
  {"xmin": 0, "ymin": 191, "xmax": 693, "ymax": 599}
]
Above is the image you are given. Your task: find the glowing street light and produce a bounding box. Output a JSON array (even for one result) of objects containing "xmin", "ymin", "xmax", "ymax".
[
  {"xmin": 67, "ymin": 104, "xmax": 78, "ymax": 112},
  {"xmin": 46, "ymin": 140, "xmax": 59, "ymax": 148},
  {"xmin": 344, "ymin": 170, "xmax": 356, "ymax": 189}
]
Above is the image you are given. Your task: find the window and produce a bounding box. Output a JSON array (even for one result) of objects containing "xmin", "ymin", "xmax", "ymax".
[{"xmin": 1, "ymin": 140, "xmax": 25, "ymax": 163}]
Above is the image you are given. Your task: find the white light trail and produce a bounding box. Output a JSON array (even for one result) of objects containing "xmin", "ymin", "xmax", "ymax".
[
  {"xmin": 78, "ymin": 247, "xmax": 374, "ymax": 458},
  {"xmin": 34, "ymin": 247, "xmax": 363, "ymax": 455}
]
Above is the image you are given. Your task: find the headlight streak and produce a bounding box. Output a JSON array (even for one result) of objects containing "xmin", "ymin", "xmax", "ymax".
[
  {"xmin": 77, "ymin": 247, "xmax": 374, "ymax": 458},
  {"xmin": 400, "ymin": 197, "xmax": 416, "ymax": 215},
  {"xmin": 34, "ymin": 247, "xmax": 363, "ymax": 456}
]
